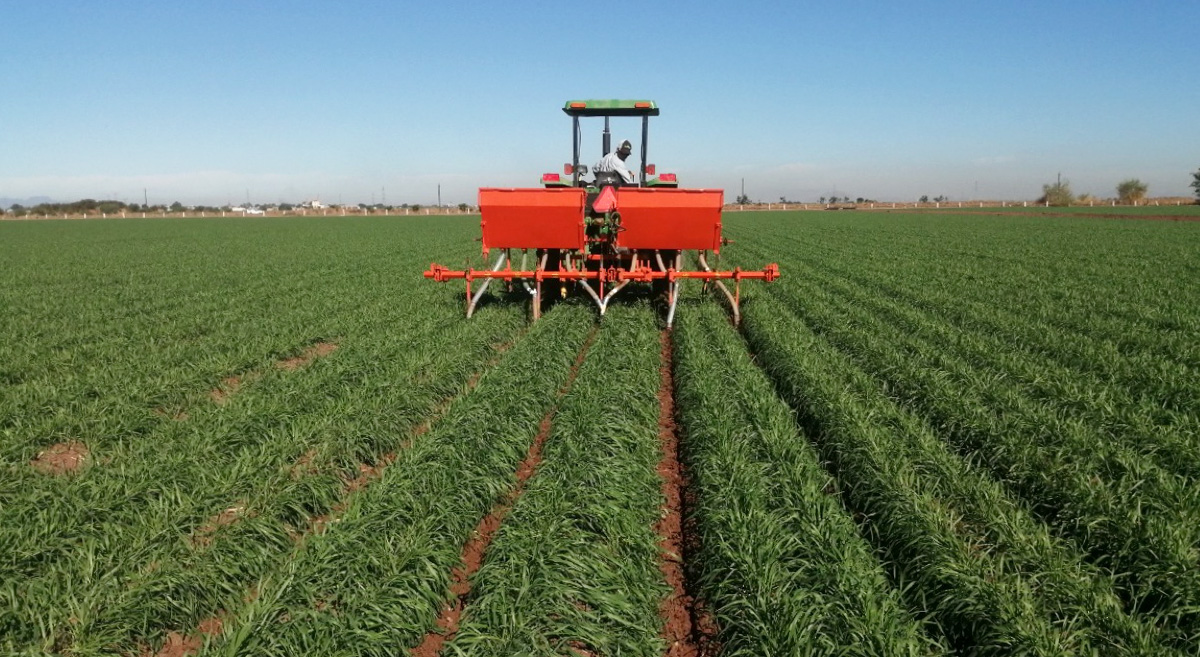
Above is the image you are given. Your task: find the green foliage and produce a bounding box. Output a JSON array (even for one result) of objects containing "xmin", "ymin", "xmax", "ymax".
[
  {"xmin": 1190, "ymin": 167, "xmax": 1200, "ymax": 201},
  {"xmin": 673, "ymin": 303, "xmax": 940, "ymax": 654},
  {"xmin": 449, "ymin": 307, "xmax": 668, "ymax": 655},
  {"xmin": 4, "ymin": 211, "xmax": 1200, "ymax": 654},
  {"xmin": 1039, "ymin": 179, "xmax": 1074, "ymax": 206},
  {"xmin": 1116, "ymin": 178, "xmax": 1148, "ymax": 204},
  {"xmin": 725, "ymin": 210, "xmax": 1200, "ymax": 651}
]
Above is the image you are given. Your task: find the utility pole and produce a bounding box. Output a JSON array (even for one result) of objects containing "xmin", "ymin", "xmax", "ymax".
[
  {"xmin": 143, "ymin": 188, "xmax": 148, "ymax": 207},
  {"xmin": 437, "ymin": 184, "xmax": 441, "ymax": 208}
]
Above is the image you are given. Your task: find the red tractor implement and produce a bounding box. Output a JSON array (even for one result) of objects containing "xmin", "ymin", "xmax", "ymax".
[{"xmin": 424, "ymin": 99, "xmax": 780, "ymax": 327}]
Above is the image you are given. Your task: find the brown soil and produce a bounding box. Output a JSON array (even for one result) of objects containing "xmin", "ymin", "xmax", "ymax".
[
  {"xmin": 655, "ymin": 332, "xmax": 718, "ymax": 657},
  {"xmin": 302, "ymin": 452, "xmax": 399, "ymax": 536},
  {"xmin": 411, "ymin": 330, "xmax": 596, "ymax": 657},
  {"xmin": 144, "ymin": 614, "xmax": 224, "ymax": 657},
  {"xmin": 30, "ymin": 441, "xmax": 90, "ymax": 475},
  {"xmin": 191, "ymin": 504, "xmax": 249, "ymax": 548},
  {"xmin": 289, "ymin": 448, "xmax": 320, "ymax": 479},
  {"xmin": 209, "ymin": 376, "xmax": 242, "ymax": 405},
  {"xmin": 276, "ymin": 341, "xmax": 339, "ymax": 371},
  {"xmin": 568, "ymin": 641, "xmax": 598, "ymax": 656}
]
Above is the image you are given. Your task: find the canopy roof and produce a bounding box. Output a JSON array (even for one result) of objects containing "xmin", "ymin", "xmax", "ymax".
[{"xmin": 562, "ymin": 99, "xmax": 660, "ymax": 117}]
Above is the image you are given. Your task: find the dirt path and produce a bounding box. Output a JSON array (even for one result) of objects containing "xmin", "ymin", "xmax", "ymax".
[{"xmin": 656, "ymin": 331, "xmax": 718, "ymax": 657}]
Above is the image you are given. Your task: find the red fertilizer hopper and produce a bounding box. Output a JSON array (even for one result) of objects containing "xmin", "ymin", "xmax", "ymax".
[{"xmin": 425, "ymin": 100, "xmax": 780, "ymax": 327}]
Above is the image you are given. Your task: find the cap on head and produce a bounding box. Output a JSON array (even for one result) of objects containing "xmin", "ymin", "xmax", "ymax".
[{"xmin": 617, "ymin": 139, "xmax": 632, "ymax": 153}]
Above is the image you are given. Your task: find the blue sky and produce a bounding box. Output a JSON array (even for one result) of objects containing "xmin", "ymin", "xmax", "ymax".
[{"xmin": 2, "ymin": 0, "xmax": 1196, "ymax": 206}]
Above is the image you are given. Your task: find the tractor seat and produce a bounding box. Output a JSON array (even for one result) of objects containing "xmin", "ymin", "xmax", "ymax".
[{"xmin": 593, "ymin": 170, "xmax": 623, "ymax": 188}]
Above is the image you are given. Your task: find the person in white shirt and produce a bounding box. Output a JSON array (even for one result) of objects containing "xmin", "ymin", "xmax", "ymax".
[{"xmin": 594, "ymin": 139, "xmax": 636, "ymax": 185}]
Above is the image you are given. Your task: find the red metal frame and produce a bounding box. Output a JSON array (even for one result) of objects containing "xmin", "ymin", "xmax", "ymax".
[{"xmin": 426, "ymin": 262, "xmax": 779, "ymax": 284}]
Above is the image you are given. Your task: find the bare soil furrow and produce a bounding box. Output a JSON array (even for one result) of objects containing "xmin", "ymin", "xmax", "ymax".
[
  {"xmin": 656, "ymin": 331, "xmax": 715, "ymax": 657},
  {"xmin": 411, "ymin": 328, "xmax": 597, "ymax": 657}
]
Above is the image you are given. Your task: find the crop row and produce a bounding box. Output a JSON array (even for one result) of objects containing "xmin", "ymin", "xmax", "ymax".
[
  {"xmin": 445, "ymin": 305, "xmax": 670, "ymax": 655},
  {"xmin": 796, "ymin": 258, "xmax": 1200, "ymax": 480},
  {"xmin": 0, "ymin": 217, "xmax": 522, "ymax": 655},
  {"xmin": 1, "ymin": 300, "xmax": 528, "ymax": 655},
  {"xmin": 672, "ymin": 301, "xmax": 940, "ymax": 655},
  {"xmin": 0, "ymin": 216, "xmax": 479, "ymax": 463},
  {"xmin": 6, "ymin": 211, "xmax": 1198, "ymax": 655},
  {"xmin": 737, "ymin": 292, "xmax": 1170, "ymax": 654},
  {"xmin": 731, "ymin": 232, "xmax": 1200, "ymax": 644},
  {"xmin": 202, "ymin": 305, "xmax": 594, "ymax": 656},
  {"xmin": 717, "ymin": 211, "xmax": 1200, "ymax": 650}
]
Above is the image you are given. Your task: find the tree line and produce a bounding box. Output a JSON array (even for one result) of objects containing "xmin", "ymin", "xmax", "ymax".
[
  {"xmin": 0, "ymin": 199, "xmax": 225, "ymax": 217},
  {"xmin": 1040, "ymin": 168, "xmax": 1200, "ymax": 206}
]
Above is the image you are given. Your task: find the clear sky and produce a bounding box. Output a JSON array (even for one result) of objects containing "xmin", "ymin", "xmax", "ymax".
[{"xmin": 2, "ymin": 0, "xmax": 1196, "ymax": 207}]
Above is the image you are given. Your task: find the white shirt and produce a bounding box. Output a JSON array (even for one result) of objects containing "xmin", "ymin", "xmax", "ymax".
[{"xmin": 594, "ymin": 151, "xmax": 636, "ymax": 184}]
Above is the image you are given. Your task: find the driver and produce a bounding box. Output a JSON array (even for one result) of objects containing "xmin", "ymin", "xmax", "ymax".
[{"xmin": 594, "ymin": 139, "xmax": 636, "ymax": 185}]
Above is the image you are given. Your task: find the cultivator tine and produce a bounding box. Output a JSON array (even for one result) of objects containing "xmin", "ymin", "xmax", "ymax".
[
  {"xmin": 467, "ymin": 251, "xmax": 508, "ymax": 319},
  {"xmin": 601, "ymin": 279, "xmax": 630, "ymax": 315},
  {"xmin": 539, "ymin": 251, "xmax": 549, "ymax": 320},
  {"xmin": 666, "ymin": 252, "xmax": 683, "ymax": 328},
  {"xmin": 699, "ymin": 251, "xmax": 740, "ymax": 326}
]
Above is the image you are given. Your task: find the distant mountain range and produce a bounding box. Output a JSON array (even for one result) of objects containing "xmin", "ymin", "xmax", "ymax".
[{"xmin": 0, "ymin": 196, "xmax": 55, "ymax": 209}]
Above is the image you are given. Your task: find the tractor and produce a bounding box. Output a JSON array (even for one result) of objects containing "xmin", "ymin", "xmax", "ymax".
[{"xmin": 424, "ymin": 99, "xmax": 779, "ymax": 327}]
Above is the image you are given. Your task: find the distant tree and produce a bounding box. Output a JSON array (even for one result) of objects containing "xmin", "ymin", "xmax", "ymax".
[
  {"xmin": 1038, "ymin": 179, "xmax": 1074, "ymax": 206},
  {"xmin": 819, "ymin": 196, "xmax": 826, "ymax": 204},
  {"xmin": 735, "ymin": 194, "xmax": 750, "ymax": 204},
  {"xmin": 1116, "ymin": 179, "xmax": 1148, "ymax": 205},
  {"xmin": 411, "ymin": 204, "xmax": 422, "ymax": 212},
  {"xmin": 1190, "ymin": 167, "xmax": 1200, "ymax": 202},
  {"xmin": 934, "ymin": 195, "xmax": 947, "ymax": 203},
  {"xmin": 856, "ymin": 197, "xmax": 865, "ymax": 204},
  {"xmin": 279, "ymin": 203, "xmax": 294, "ymax": 211},
  {"xmin": 458, "ymin": 202, "xmax": 469, "ymax": 211},
  {"xmin": 919, "ymin": 195, "xmax": 929, "ymax": 203},
  {"xmin": 828, "ymin": 196, "xmax": 839, "ymax": 204},
  {"xmin": 169, "ymin": 201, "xmax": 184, "ymax": 212}
]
